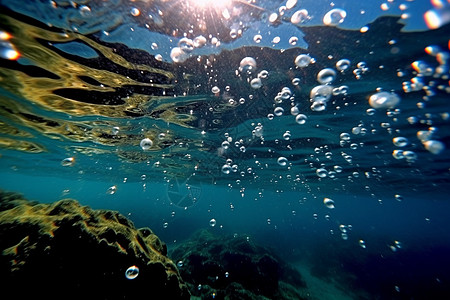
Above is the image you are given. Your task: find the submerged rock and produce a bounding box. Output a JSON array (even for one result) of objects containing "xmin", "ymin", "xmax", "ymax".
[
  {"xmin": 0, "ymin": 190, "xmax": 189, "ymax": 299},
  {"xmin": 170, "ymin": 229, "xmax": 307, "ymax": 299}
]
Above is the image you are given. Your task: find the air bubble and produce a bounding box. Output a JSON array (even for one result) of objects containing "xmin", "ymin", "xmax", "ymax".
[
  {"xmin": 295, "ymin": 54, "xmax": 312, "ymax": 68},
  {"xmin": 130, "ymin": 7, "xmax": 140, "ymax": 17},
  {"xmin": 125, "ymin": 265, "xmax": 139, "ymax": 279},
  {"xmin": 274, "ymin": 107, "xmax": 284, "ymax": 116},
  {"xmin": 336, "ymin": 59, "xmax": 351, "ymax": 71},
  {"xmin": 289, "ymin": 36, "xmax": 299, "ymax": 45},
  {"xmin": 250, "ymin": 78, "xmax": 262, "ymax": 89},
  {"xmin": 291, "ymin": 9, "xmax": 309, "ymax": 24},
  {"xmin": 295, "ymin": 114, "xmax": 307, "ymax": 124},
  {"xmin": 253, "ymin": 34, "xmax": 262, "ymax": 43},
  {"xmin": 211, "ymin": 86, "xmax": 220, "ymax": 94},
  {"xmin": 277, "ymin": 157, "xmax": 288, "ymax": 166},
  {"xmin": 393, "ymin": 137, "xmax": 408, "ymax": 147},
  {"xmin": 61, "ymin": 157, "xmax": 75, "ymax": 167},
  {"xmin": 178, "ymin": 38, "xmax": 194, "ymax": 53},
  {"xmin": 369, "ymin": 92, "xmax": 401, "ymax": 109},
  {"xmin": 317, "ymin": 68, "xmax": 337, "ymax": 84},
  {"xmin": 424, "ymin": 140, "xmax": 445, "ymax": 154},
  {"xmin": 323, "ymin": 8, "xmax": 347, "ymax": 26},
  {"xmin": 222, "ymin": 164, "xmax": 232, "ymax": 174},
  {"xmin": 323, "ymin": 197, "xmax": 335, "ymax": 209},
  {"xmin": 239, "ymin": 57, "xmax": 257, "ymax": 73},
  {"xmin": 106, "ymin": 185, "xmax": 117, "ymax": 195},
  {"xmin": 140, "ymin": 138, "xmax": 153, "ymax": 150},
  {"xmin": 316, "ymin": 168, "xmax": 327, "ymax": 178}
]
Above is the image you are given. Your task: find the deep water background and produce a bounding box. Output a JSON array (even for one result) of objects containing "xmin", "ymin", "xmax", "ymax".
[{"xmin": 2, "ymin": 167, "xmax": 450, "ymax": 298}]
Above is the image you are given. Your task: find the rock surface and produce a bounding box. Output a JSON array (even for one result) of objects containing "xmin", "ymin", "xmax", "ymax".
[
  {"xmin": 170, "ymin": 229, "xmax": 307, "ymax": 299},
  {"xmin": 0, "ymin": 190, "xmax": 190, "ymax": 299}
]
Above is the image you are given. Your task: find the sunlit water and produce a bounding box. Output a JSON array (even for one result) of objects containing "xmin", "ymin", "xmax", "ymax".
[{"xmin": 1, "ymin": 0, "xmax": 450, "ymax": 299}]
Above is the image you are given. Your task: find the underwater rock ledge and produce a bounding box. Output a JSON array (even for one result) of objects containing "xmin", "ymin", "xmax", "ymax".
[
  {"xmin": 0, "ymin": 190, "xmax": 190, "ymax": 299},
  {"xmin": 171, "ymin": 229, "xmax": 307, "ymax": 300}
]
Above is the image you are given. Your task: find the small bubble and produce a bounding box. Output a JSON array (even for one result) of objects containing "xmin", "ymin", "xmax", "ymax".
[
  {"xmin": 125, "ymin": 265, "xmax": 139, "ymax": 280},
  {"xmin": 178, "ymin": 38, "xmax": 194, "ymax": 53},
  {"xmin": 140, "ymin": 138, "xmax": 153, "ymax": 150},
  {"xmin": 106, "ymin": 185, "xmax": 117, "ymax": 195},
  {"xmin": 277, "ymin": 157, "xmax": 288, "ymax": 166},
  {"xmin": 340, "ymin": 133, "xmax": 351, "ymax": 141},
  {"xmin": 289, "ymin": 36, "xmax": 299, "ymax": 45},
  {"xmin": 177, "ymin": 260, "xmax": 183, "ymax": 268},
  {"xmin": 366, "ymin": 108, "xmax": 376, "ymax": 115},
  {"xmin": 111, "ymin": 126, "xmax": 120, "ymax": 135},
  {"xmin": 291, "ymin": 9, "xmax": 309, "ymax": 24},
  {"xmin": 359, "ymin": 239, "xmax": 366, "ymax": 248},
  {"xmin": 395, "ymin": 194, "xmax": 403, "ymax": 201},
  {"xmin": 130, "ymin": 7, "xmax": 140, "ymax": 17},
  {"xmin": 323, "ymin": 197, "xmax": 335, "ymax": 209},
  {"xmin": 295, "ymin": 54, "xmax": 312, "ymax": 68},
  {"xmin": 274, "ymin": 107, "xmax": 284, "ymax": 116},
  {"xmin": 323, "ymin": 8, "xmax": 347, "ymax": 26},
  {"xmin": 250, "ymin": 78, "xmax": 262, "ymax": 89},
  {"xmin": 295, "ymin": 114, "xmax": 307, "ymax": 124},
  {"xmin": 258, "ymin": 70, "xmax": 269, "ymax": 79},
  {"xmin": 211, "ymin": 86, "xmax": 220, "ymax": 94},
  {"xmin": 292, "ymin": 77, "xmax": 301, "ymax": 86},
  {"xmin": 316, "ymin": 168, "xmax": 327, "ymax": 178},
  {"xmin": 253, "ymin": 34, "xmax": 262, "ymax": 43},
  {"xmin": 209, "ymin": 218, "xmax": 217, "ymax": 227},
  {"xmin": 317, "ymin": 68, "xmax": 337, "ymax": 84},
  {"xmin": 61, "ymin": 157, "xmax": 75, "ymax": 167},
  {"xmin": 221, "ymin": 164, "xmax": 232, "ymax": 174},
  {"xmin": 336, "ymin": 59, "xmax": 351, "ymax": 71},
  {"xmin": 393, "ymin": 137, "xmax": 408, "ymax": 147}
]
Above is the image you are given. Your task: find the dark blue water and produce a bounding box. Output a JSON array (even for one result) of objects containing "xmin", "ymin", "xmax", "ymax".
[{"xmin": 1, "ymin": 0, "xmax": 450, "ymax": 299}]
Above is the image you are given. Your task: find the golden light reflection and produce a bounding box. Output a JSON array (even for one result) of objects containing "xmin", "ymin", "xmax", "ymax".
[{"xmin": 0, "ymin": 12, "xmax": 201, "ymax": 155}]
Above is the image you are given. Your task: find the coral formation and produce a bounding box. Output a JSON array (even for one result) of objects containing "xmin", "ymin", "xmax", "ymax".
[
  {"xmin": 0, "ymin": 190, "xmax": 189, "ymax": 299},
  {"xmin": 170, "ymin": 229, "xmax": 307, "ymax": 299}
]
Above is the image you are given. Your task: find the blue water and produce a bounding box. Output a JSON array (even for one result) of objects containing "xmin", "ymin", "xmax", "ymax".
[{"xmin": 1, "ymin": 0, "xmax": 450, "ymax": 299}]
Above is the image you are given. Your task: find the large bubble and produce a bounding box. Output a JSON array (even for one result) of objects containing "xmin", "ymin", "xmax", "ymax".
[
  {"xmin": 310, "ymin": 84, "xmax": 333, "ymax": 102},
  {"xmin": 317, "ymin": 68, "xmax": 337, "ymax": 84},
  {"xmin": 239, "ymin": 57, "xmax": 257, "ymax": 73},
  {"xmin": 291, "ymin": 9, "xmax": 309, "ymax": 24},
  {"xmin": 323, "ymin": 8, "xmax": 347, "ymax": 26},
  {"xmin": 368, "ymin": 91, "xmax": 401, "ymax": 109},
  {"xmin": 294, "ymin": 54, "xmax": 312, "ymax": 68}
]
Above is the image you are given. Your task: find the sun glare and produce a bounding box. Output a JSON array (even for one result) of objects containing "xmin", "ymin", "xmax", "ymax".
[{"xmin": 190, "ymin": 0, "xmax": 232, "ymax": 8}]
